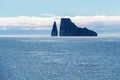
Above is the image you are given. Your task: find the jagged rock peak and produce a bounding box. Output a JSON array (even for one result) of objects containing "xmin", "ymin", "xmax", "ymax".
[{"xmin": 51, "ymin": 21, "xmax": 58, "ymax": 36}]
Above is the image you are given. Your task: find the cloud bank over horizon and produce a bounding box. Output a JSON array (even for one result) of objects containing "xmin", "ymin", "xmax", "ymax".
[{"xmin": 0, "ymin": 15, "xmax": 120, "ymax": 36}]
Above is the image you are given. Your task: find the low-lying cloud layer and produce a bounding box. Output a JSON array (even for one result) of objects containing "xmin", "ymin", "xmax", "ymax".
[{"xmin": 0, "ymin": 16, "xmax": 120, "ymax": 36}]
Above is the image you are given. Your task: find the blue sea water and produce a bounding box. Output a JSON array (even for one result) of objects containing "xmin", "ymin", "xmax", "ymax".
[{"xmin": 0, "ymin": 37, "xmax": 120, "ymax": 80}]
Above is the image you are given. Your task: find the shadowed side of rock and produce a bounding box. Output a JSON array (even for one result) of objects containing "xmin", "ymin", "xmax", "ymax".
[
  {"xmin": 51, "ymin": 21, "xmax": 58, "ymax": 36},
  {"xmin": 59, "ymin": 18, "xmax": 97, "ymax": 36}
]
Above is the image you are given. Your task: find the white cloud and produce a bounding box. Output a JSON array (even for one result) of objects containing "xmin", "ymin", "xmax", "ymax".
[
  {"xmin": 42, "ymin": 13, "xmax": 56, "ymax": 17},
  {"xmin": 71, "ymin": 15, "xmax": 120, "ymax": 26},
  {"xmin": 1, "ymin": 15, "xmax": 120, "ymax": 27},
  {"xmin": 0, "ymin": 15, "xmax": 120, "ymax": 36},
  {"xmin": 0, "ymin": 16, "xmax": 57, "ymax": 30}
]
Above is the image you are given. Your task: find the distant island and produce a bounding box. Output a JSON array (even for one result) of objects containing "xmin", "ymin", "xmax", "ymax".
[{"xmin": 51, "ymin": 18, "xmax": 97, "ymax": 36}]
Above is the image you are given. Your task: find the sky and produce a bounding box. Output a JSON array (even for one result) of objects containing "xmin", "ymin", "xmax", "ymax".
[
  {"xmin": 1, "ymin": 0, "xmax": 120, "ymax": 17},
  {"xmin": 0, "ymin": 0, "xmax": 120, "ymax": 36}
]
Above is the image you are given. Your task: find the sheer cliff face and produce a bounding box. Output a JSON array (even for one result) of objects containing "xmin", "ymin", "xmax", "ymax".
[
  {"xmin": 51, "ymin": 21, "xmax": 58, "ymax": 36},
  {"xmin": 59, "ymin": 18, "xmax": 97, "ymax": 36},
  {"xmin": 59, "ymin": 18, "xmax": 79, "ymax": 36}
]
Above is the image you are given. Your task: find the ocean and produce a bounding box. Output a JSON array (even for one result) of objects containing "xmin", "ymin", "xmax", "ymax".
[{"xmin": 0, "ymin": 37, "xmax": 120, "ymax": 80}]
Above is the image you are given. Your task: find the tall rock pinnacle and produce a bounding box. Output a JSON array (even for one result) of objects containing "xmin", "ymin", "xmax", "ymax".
[{"xmin": 51, "ymin": 21, "xmax": 58, "ymax": 36}]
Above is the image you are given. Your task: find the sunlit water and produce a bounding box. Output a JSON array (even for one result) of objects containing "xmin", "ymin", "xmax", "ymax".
[{"xmin": 0, "ymin": 37, "xmax": 120, "ymax": 80}]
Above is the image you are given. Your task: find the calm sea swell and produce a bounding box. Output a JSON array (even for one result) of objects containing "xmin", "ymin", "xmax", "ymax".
[{"xmin": 0, "ymin": 37, "xmax": 120, "ymax": 80}]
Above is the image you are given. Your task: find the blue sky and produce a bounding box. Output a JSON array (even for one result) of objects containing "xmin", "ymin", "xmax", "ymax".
[
  {"xmin": 0, "ymin": 0, "xmax": 120, "ymax": 36},
  {"xmin": 0, "ymin": 0, "xmax": 120, "ymax": 17}
]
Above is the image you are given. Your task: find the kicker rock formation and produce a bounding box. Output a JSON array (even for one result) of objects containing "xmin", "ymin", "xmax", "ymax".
[{"xmin": 51, "ymin": 18, "xmax": 97, "ymax": 36}]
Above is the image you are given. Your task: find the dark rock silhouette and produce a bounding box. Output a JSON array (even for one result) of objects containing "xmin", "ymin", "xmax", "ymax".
[
  {"xmin": 59, "ymin": 18, "xmax": 97, "ymax": 36},
  {"xmin": 51, "ymin": 21, "xmax": 58, "ymax": 36}
]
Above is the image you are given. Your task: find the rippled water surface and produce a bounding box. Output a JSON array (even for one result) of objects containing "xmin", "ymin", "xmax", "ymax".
[{"xmin": 0, "ymin": 37, "xmax": 120, "ymax": 80}]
